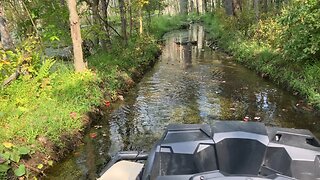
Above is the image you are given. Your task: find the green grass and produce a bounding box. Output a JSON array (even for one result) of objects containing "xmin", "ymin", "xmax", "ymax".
[
  {"xmin": 0, "ymin": 62, "xmax": 102, "ymax": 149},
  {"xmin": 202, "ymin": 13, "xmax": 320, "ymax": 109}
]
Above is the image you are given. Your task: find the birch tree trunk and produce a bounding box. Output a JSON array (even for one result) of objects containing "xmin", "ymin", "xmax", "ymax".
[
  {"xmin": 139, "ymin": 9, "xmax": 143, "ymax": 34},
  {"xmin": 196, "ymin": 0, "xmax": 199, "ymax": 15},
  {"xmin": 67, "ymin": 0, "xmax": 86, "ymax": 72}
]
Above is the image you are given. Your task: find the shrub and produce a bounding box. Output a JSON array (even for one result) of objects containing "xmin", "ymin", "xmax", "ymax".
[{"xmin": 279, "ymin": 0, "xmax": 320, "ymax": 63}]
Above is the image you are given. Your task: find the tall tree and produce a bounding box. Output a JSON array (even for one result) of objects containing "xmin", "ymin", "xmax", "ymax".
[
  {"xmin": 180, "ymin": 0, "xmax": 188, "ymax": 14},
  {"xmin": 0, "ymin": 3, "xmax": 14, "ymax": 50},
  {"xmin": 128, "ymin": 0, "xmax": 133, "ymax": 35},
  {"xmin": 100, "ymin": 0, "xmax": 110, "ymax": 50},
  {"xmin": 92, "ymin": 0, "xmax": 100, "ymax": 47},
  {"xmin": 119, "ymin": 0, "xmax": 127, "ymax": 43},
  {"xmin": 137, "ymin": 0, "xmax": 149, "ymax": 35},
  {"xmin": 262, "ymin": 0, "xmax": 268, "ymax": 12},
  {"xmin": 196, "ymin": 0, "xmax": 199, "ymax": 14},
  {"xmin": 217, "ymin": 0, "xmax": 221, "ymax": 8},
  {"xmin": 232, "ymin": 0, "xmax": 241, "ymax": 16},
  {"xmin": 204, "ymin": 0, "xmax": 208, "ymax": 13},
  {"xmin": 67, "ymin": 0, "xmax": 86, "ymax": 72},
  {"xmin": 223, "ymin": 0, "xmax": 234, "ymax": 16},
  {"xmin": 254, "ymin": 0, "xmax": 260, "ymax": 20}
]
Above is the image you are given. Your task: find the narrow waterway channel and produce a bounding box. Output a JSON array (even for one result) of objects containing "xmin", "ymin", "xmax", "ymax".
[{"xmin": 46, "ymin": 25, "xmax": 320, "ymax": 179}]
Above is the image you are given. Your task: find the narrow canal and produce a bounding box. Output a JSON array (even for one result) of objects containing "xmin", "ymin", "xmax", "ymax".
[{"xmin": 46, "ymin": 25, "xmax": 320, "ymax": 179}]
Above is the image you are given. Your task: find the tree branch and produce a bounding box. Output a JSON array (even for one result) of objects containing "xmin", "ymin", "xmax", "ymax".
[
  {"xmin": 2, "ymin": 67, "xmax": 20, "ymax": 87},
  {"xmin": 97, "ymin": 14, "xmax": 122, "ymax": 38}
]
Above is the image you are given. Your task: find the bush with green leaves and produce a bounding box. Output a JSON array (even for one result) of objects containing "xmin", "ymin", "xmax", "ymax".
[
  {"xmin": 0, "ymin": 143, "xmax": 30, "ymax": 178},
  {"xmin": 279, "ymin": 0, "xmax": 320, "ymax": 63},
  {"xmin": 0, "ymin": 37, "xmax": 42, "ymax": 84},
  {"xmin": 248, "ymin": 17, "xmax": 283, "ymax": 48}
]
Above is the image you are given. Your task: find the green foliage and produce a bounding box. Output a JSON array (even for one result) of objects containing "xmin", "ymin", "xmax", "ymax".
[
  {"xmin": 0, "ymin": 143, "xmax": 30, "ymax": 177},
  {"xmin": 248, "ymin": 17, "xmax": 282, "ymax": 47},
  {"xmin": 14, "ymin": 165, "xmax": 26, "ymax": 177},
  {"xmin": 3, "ymin": 0, "xmax": 70, "ymax": 44},
  {"xmin": 0, "ymin": 57, "xmax": 102, "ymax": 147},
  {"xmin": 279, "ymin": 0, "xmax": 320, "ymax": 63},
  {"xmin": 1, "ymin": 45, "xmax": 102, "ymax": 178},
  {"xmin": 0, "ymin": 36, "xmax": 42, "ymax": 83}
]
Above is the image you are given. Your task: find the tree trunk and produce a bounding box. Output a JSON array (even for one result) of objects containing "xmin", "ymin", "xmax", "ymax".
[
  {"xmin": 217, "ymin": 0, "xmax": 221, "ymax": 8},
  {"xmin": 254, "ymin": 0, "xmax": 260, "ymax": 20},
  {"xmin": 223, "ymin": 0, "xmax": 233, "ymax": 16},
  {"xmin": 128, "ymin": 0, "xmax": 133, "ymax": 36},
  {"xmin": 139, "ymin": 9, "xmax": 143, "ymax": 35},
  {"xmin": 158, "ymin": 1, "xmax": 161, "ymax": 16},
  {"xmin": 196, "ymin": 0, "xmax": 199, "ymax": 15},
  {"xmin": 262, "ymin": 0, "xmax": 268, "ymax": 12},
  {"xmin": 204, "ymin": 0, "xmax": 208, "ymax": 13},
  {"xmin": 67, "ymin": 0, "xmax": 86, "ymax": 72},
  {"xmin": 0, "ymin": 4, "xmax": 14, "ymax": 50},
  {"xmin": 92, "ymin": 0, "xmax": 100, "ymax": 47},
  {"xmin": 119, "ymin": 0, "xmax": 127, "ymax": 43},
  {"xmin": 232, "ymin": 0, "xmax": 241, "ymax": 16},
  {"xmin": 189, "ymin": 0, "xmax": 194, "ymax": 13},
  {"xmin": 210, "ymin": 0, "xmax": 214, "ymax": 11},
  {"xmin": 101, "ymin": 0, "xmax": 110, "ymax": 49},
  {"xmin": 180, "ymin": 0, "xmax": 188, "ymax": 14}
]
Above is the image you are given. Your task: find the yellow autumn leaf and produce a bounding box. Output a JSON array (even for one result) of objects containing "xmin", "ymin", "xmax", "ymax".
[
  {"xmin": 3, "ymin": 142, "xmax": 14, "ymax": 148},
  {"xmin": 37, "ymin": 164, "xmax": 44, "ymax": 169},
  {"xmin": 0, "ymin": 60, "xmax": 10, "ymax": 65}
]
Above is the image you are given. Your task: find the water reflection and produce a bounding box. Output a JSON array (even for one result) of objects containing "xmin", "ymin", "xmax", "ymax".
[{"xmin": 46, "ymin": 25, "xmax": 320, "ymax": 179}]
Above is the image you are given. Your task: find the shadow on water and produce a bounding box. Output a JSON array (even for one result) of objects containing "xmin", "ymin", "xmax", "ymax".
[{"xmin": 46, "ymin": 24, "xmax": 320, "ymax": 179}]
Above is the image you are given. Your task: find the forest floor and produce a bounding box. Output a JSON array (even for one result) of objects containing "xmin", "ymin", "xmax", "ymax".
[
  {"xmin": 202, "ymin": 14, "xmax": 320, "ymax": 110},
  {"xmin": 0, "ymin": 15, "xmax": 188, "ymax": 179}
]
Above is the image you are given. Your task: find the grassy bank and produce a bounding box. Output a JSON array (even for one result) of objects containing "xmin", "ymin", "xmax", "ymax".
[
  {"xmin": 0, "ymin": 60, "xmax": 102, "ymax": 178},
  {"xmin": 0, "ymin": 15, "xmax": 186, "ymax": 178},
  {"xmin": 202, "ymin": 9, "xmax": 320, "ymax": 109}
]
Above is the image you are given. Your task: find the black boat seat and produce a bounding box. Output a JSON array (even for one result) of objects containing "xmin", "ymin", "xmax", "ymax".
[
  {"xmin": 213, "ymin": 121, "xmax": 269, "ymax": 175},
  {"xmin": 146, "ymin": 124, "xmax": 217, "ymax": 179}
]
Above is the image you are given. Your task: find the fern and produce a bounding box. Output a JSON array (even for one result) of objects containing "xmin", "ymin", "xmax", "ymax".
[{"xmin": 35, "ymin": 59, "xmax": 56, "ymax": 81}]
